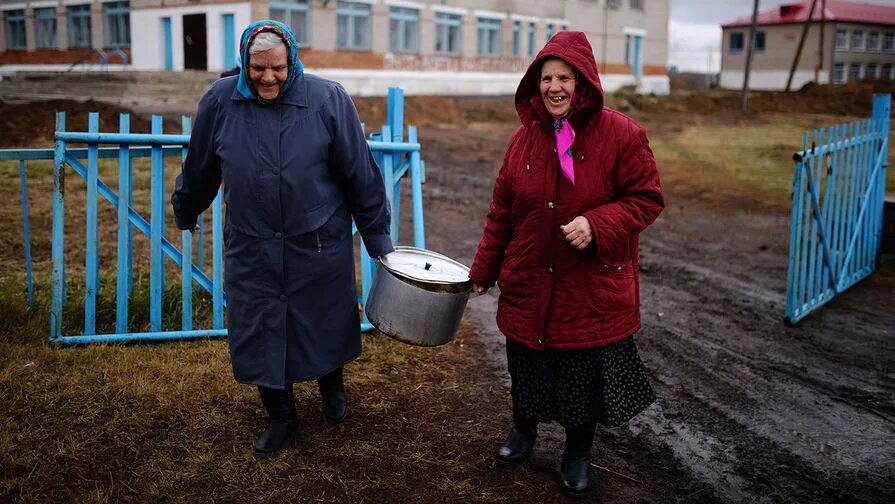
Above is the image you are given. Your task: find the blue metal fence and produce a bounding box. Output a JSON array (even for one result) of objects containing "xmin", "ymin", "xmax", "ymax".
[
  {"xmin": 785, "ymin": 93, "xmax": 890, "ymax": 325},
  {"xmin": 1, "ymin": 86, "xmax": 424, "ymax": 345}
]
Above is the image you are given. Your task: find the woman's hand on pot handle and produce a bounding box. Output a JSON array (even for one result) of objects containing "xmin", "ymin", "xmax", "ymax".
[
  {"xmin": 472, "ymin": 283, "xmax": 489, "ymax": 295},
  {"xmin": 560, "ymin": 216, "xmax": 593, "ymax": 250}
]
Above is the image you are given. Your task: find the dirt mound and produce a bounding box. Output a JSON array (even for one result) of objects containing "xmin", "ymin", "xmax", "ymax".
[
  {"xmin": 0, "ymin": 99, "xmax": 151, "ymax": 148},
  {"xmin": 631, "ymin": 81, "xmax": 895, "ymax": 119},
  {"xmin": 354, "ymin": 95, "xmax": 517, "ymax": 131}
]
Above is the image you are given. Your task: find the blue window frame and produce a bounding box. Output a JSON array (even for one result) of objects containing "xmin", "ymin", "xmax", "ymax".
[
  {"xmin": 269, "ymin": 0, "xmax": 310, "ymax": 47},
  {"xmin": 477, "ymin": 17, "xmax": 501, "ymax": 57},
  {"xmin": 4, "ymin": 9, "xmax": 26, "ymax": 51},
  {"xmin": 337, "ymin": 1, "xmax": 371, "ymax": 51},
  {"xmin": 34, "ymin": 7, "xmax": 57, "ymax": 49},
  {"xmin": 527, "ymin": 21, "xmax": 535, "ymax": 57},
  {"xmin": 512, "ymin": 20, "xmax": 520, "ymax": 57},
  {"xmin": 67, "ymin": 5, "xmax": 92, "ymax": 49},
  {"xmin": 730, "ymin": 32, "xmax": 744, "ymax": 53},
  {"xmin": 389, "ymin": 6, "xmax": 419, "ymax": 53},
  {"xmin": 103, "ymin": 1, "xmax": 130, "ymax": 48},
  {"xmin": 546, "ymin": 23, "xmax": 554, "ymax": 42},
  {"xmin": 435, "ymin": 12, "xmax": 462, "ymax": 56},
  {"xmin": 625, "ymin": 34, "xmax": 631, "ymax": 64}
]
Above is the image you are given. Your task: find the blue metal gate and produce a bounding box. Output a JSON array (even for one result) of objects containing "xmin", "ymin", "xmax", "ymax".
[
  {"xmin": 0, "ymin": 87, "xmax": 423, "ymax": 345},
  {"xmin": 785, "ymin": 93, "xmax": 890, "ymax": 324}
]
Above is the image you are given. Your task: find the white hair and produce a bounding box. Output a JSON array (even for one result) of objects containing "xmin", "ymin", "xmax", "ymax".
[{"xmin": 249, "ymin": 32, "xmax": 286, "ymax": 54}]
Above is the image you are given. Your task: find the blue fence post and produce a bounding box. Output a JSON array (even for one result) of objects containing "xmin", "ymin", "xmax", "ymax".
[
  {"xmin": 150, "ymin": 116, "xmax": 165, "ymax": 332},
  {"xmin": 212, "ymin": 188, "xmax": 224, "ymax": 329},
  {"xmin": 408, "ymin": 126, "xmax": 425, "ymax": 249},
  {"xmin": 181, "ymin": 116, "xmax": 193, "ymax": 331},
  {"xmin": 115, "ymin": 113, "xmax": 131, "ymax": 334},
  {"xmin": 18, "ymin": 160, "xmax": 33, "ymax": 307},
  {"xmin": 50, "ymin": 112, "xmax": 66, "ymax": 343},
  {"xmin": 872, "ymin": 94, "xmax": 891, "ymax": 262},
  {"xmin": 84, "ymin": 112, "xmax": 100, "ymax": 336},
  {"xmin": 386, "ymin": 88, "xmax": 404, "ymax": 242}
]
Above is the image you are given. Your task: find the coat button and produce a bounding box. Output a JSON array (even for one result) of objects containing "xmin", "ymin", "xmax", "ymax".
[
  {"xmin": 279, "ymin": 294, "xmax": 287, "ymax": 302},
  {"xmin": 547, "ymin": 267, "xmax": 553, "ymax": 274},
  {"xmin": 275, "ymin": 232, "xmax": 283, "ymax": 239},
  {"xmin": 537, "ymin": 339, "xmax": 543, "ymax": 345},
  {"xmin": 547, "ymin": 201, "xmax": 554, "ymax": 209},
  {"xmin": 272, "ymin": 168, "xmax": 280, "ymax": 175}
]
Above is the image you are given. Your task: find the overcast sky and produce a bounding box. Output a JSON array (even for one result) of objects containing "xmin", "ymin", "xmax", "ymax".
[{"xmin": 669, "ymin": 0, "xmax": 894, "ymax": 73}]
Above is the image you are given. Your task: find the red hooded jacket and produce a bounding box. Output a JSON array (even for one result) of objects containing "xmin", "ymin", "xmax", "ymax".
[{"xmin": 468, "ymin": 31, "xmax": 664, "ymax": 350}]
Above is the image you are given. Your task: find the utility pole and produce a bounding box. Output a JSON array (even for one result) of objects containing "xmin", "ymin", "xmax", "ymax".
[
  {"xmin": 741, "ymin": 0, "xmax": 760, "ymax": 113},
  {"xmin": 786, "ymin": 0, "xmax": 818, "ymax": 91},
  {"xmin": 601, "ymin": 0, "xmax": 609, "ymax": 73},
  {"xmin": 816, "ymin": 0, "xmax": 826, "ymax": 83}
]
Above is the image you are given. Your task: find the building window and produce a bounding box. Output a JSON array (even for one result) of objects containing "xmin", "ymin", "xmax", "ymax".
[
  {"xmin": 34, "ymin": 7, "xmax": 57, "ymax": 49},
  {"xmin": 269, "ymin": 0, "xmax": 310, "ymax": 47},
  {"xmin": 848, "ymin": 63, "xmax": 861, "ymax": 81},
  {"xmin": 3, "ymin": 10, "xmax": 25, "ymax": 51},
  {"xmin": 833, "ymin": 63, "xmax": 845, "ymax": 84},
  {"xmin": 882, "ymin": 63, "xmax": 893, "ymax": 80},
  {"xmin": 850, "ymin": 30, "xmax": 864, "ymax": 52},
  {"xmin": 512, "ymin": 21, "xmax": 520, "ymax": 57},
  {"xmin": 67, "ymin": 5, "xmax": 92, "ymax": 49},
  {"xmin": 103, "ymin": 1, "xmax": 130, "ymax": 48},
  {"xmin": 477, "ymin": 17, "xmax": 501, "ymax": 58},
  {"xmin": 527, "ymin": 21, "xmax": 535, "ymax": 57},
  {"xmin": 337, "ymin": 1, "xmax": 371, "ymax": 51},
  {"xmin": 730, "ymin": 32, "xmax": 744, "ymax": 53},
  {"xmin": 835, "ymin": 30, "xmax": 848, "ymax": 51},
  {"xmin": 867, "ymin": 32, "xmax": 880, "ymax": 52},
  {"xmin": 434, "ymin": 12, "xmax": 462, "ymax": 56},
  {"xmin": 753, "ymin": 31, "xmax": 766, "ymax": 52},
  {"xmin": 624, "ymin": 33, "xmax": 631, "ymax": 64},
  {"xmin": 389, "ymin": 6, "xmax": 419, "ymax": 53},
  {"xmin": 546, "ymin": 23, "xmax": 554, "ymax": 42},
  {"xmin": 630, "ymin": 0, "xmax": 645, "ymax": 10},
  {"xmin": 866, "ymin": 63, "xmax": 878, "ymax": 79},
  {"xmin": 884, "ymin": 33, "xmax": 894, "ymax": 53}
]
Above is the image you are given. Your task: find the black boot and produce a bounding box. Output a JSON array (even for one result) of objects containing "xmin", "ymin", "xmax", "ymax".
[
  {"xmin": 253, "ymin": 385, "xmax": 298, "ymax": 459},
  {"xmin": 559, "ymin": 423, "xmax": 596, "ymax": 497},
  {"xmin": 317, "ymin": 367, "xmax": 348, "ymax": 425},
  {"xmin": 495, "ymin": 418, "xmax": 537, "ymax": 468}
]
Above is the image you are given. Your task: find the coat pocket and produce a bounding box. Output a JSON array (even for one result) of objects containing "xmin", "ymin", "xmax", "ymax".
[{"xmin": 585, "ymin": 260, "xmax": 636, "ymax": 313}]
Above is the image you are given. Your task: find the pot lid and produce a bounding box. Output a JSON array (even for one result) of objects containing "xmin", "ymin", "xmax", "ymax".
[{"xmin": 380, "ymin": 246, "xmax": 471, "ymax": 285}]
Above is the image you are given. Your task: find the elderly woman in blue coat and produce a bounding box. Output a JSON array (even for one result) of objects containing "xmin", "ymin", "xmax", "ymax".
[{"xmin": 171, "ymin": 21, "xmax": 393, "ymax": 458}]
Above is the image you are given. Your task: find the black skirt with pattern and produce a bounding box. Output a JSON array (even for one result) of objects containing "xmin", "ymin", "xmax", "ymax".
[{"xmin": 506, "ymin": 336, "xmax": 655, "ymax": 429}]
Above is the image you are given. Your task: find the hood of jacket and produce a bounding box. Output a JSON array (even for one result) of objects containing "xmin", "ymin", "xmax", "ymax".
[{"xmin": 515, "ymin": 31, "xmax": 605, "ymax": 131}]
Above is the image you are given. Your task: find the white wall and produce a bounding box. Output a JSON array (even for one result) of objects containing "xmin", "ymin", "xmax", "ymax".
[
  {"xmin": 308, "ymin": 68, "xmax": 670, "ymax": 97},
  {"xmin": 719, "ymin": 69, "xmax": 830, "ymax": 91},
  {"xmin": 130, "ymin": 3, "xmax": 252, "ymax": 71}
]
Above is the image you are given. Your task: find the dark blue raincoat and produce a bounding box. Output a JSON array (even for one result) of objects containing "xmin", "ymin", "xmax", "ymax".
[{"xmin": 171, "ymin": 65, "xmax": 393, "ymax": 390}]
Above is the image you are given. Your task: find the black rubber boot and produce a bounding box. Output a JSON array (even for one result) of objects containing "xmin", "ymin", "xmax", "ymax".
[
  {"xmin": 317, "ymin": 366, "xmax": 348, "ymax": 425},
  {"xmin": 253, "ymin": 385, "xmax": 298, "ymax": 459},
  {"xmin": 559, "ymin": 423, "xmax": 596, "ymax": 497},
  {"xmin": 495, "ymin": 418, "xmax": 538, "ymax": 468}
]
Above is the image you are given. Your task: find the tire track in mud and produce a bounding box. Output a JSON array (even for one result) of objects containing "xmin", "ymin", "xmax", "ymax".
[{"xmin": 633, "ymin": 209, "xmax": 895, "ymax": 503}]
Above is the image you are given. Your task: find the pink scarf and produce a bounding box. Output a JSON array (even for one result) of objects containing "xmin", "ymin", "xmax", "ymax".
[{"xmin": 553, "ymin": 117, "xmax": 575, "ymax": 185}]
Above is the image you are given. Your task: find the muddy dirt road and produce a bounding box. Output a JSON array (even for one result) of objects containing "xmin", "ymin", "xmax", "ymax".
[{"xmin": 412, "ymin": 111, "xmax": 894, "ymax": 503}]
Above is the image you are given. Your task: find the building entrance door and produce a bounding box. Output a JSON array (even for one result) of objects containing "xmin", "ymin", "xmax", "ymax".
[{"xmin": 183, "ymin": 14, "xmax": 207, "ymax": 70}]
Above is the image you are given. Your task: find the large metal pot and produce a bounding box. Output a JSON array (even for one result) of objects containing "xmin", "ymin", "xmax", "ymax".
[{"xmin": 365, "ymin": 246, "xmax": 473, "ymax": 347}]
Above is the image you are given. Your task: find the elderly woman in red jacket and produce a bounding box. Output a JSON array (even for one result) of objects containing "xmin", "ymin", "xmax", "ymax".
[{"xmin": 469, "ymin": 31, "xmax": 664, "ymax": 496}]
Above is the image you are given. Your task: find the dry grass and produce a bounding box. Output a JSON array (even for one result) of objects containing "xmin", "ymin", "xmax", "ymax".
[{"xmin": 650, "ymin": 113, "xmax": 895, "ymax": 211}]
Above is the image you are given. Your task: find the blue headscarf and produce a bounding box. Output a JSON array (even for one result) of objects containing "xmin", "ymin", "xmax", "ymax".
[{"xmin": 235, "ymin": 20, "xmax": 304, "ymax": 102}]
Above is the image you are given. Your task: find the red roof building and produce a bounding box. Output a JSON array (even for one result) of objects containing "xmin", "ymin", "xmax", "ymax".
[{"xmin": 719, "ymin": 1, "xmax": 895, "ymax": 90}]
